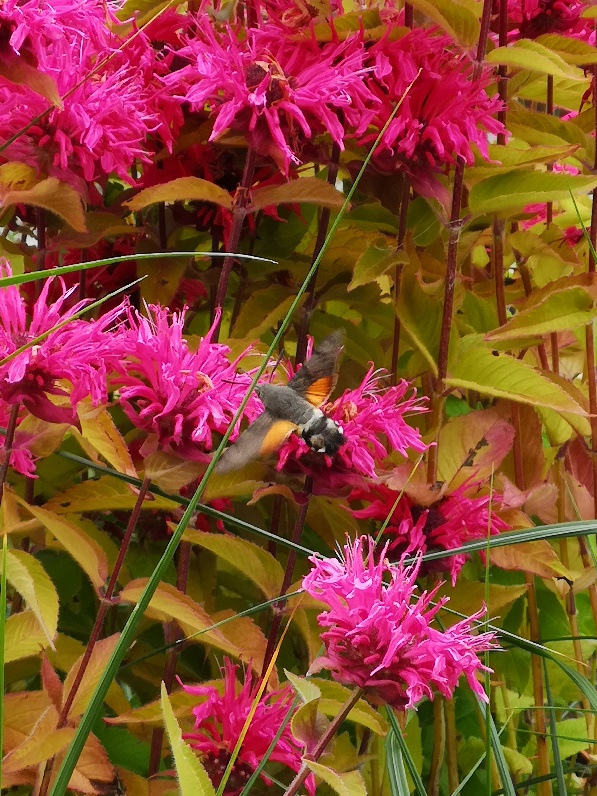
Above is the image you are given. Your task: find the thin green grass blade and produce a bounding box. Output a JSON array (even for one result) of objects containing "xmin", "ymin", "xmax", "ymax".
[
  {"xmin": 542, "ymin": 660, "xmax": 567, "ymax": 796},
  {"xmin": 386, "ymin": 709, "xmax": 426, "ymax": 796},
  {"xmin": 476, "ymin": 698, "xmax": 516, "ymax": 796},
  {"xmin": 48, "ymin": 78, "xmax": 420, "ymax": 796},
  {"xmin": 0, "ymin": 251, "xmax": 274, "ymax": 289},
  {"xmin": 385, "ymin": 730, "xmax": 410, "ymax": 796}
]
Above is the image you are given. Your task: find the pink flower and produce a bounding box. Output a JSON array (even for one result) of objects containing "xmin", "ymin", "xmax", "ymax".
[
  {"xmin": 302, "ymin": 537, "xmax": 496, "ymax": 709},
  {"xmin": 276, "ymin": 366, "xmax": 428, "ymax": 486},
  {"xmin": 351, "ymin": 483, "xmax": 510, "ymax": 585},
  {"xmin": 181, "ymin": 659, "xmax": 314, "ymax": 796},
  {"xmin": 361, "ymin": 28, "xmax": 504, "ymax": 201},
  {"xmin": 0, "ymin": 261, "xmax": 125, "ymax": 424},
  {"xmin": 0, "ymin": 403, "xmax": 38, "ymax": 477},
  {"xmin": 0, "ymin": 0, "xmax": 179, "ymax": 189},
  {"xmin": 167, "ymin": 21, "xmax": 376, "ymax": 173},
  {"xmin": 117, "ymin": 307, "xmax": 261, "ymax": 460}
]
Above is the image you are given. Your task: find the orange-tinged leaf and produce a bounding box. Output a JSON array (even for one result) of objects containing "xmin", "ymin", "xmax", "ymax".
[
  {"xmin": 436, "ymin": 408, "xmax": 515, "ymax": 485},
  {"xmin": 436, "ymin": 582, "xmax": 529, "ymax": 625},
  {"xmin": 16, "ymin": 502, "xmax": 108, "ymax": 589},
  {"xmin": 119, "ymin": 580, "xmax": 240, "ymax": 656},
  {"xmin": 6, "ymin": 549, "xmax": 58, "ymax": 647},
  {"xmin": 446, "ymin": 337, "xmax": 587, "ymax": 415},
  {"xmin": 469, "ymin": 171, "xmax": 597, "ymax": 215},
  {"xmin": 3, "ymin": 705, "xmax": 73, "ymax": 772},
  {"xmin": 3, "ymin": 691, "xmax": 53, "ymax": 751},
  {"xmin": 16, "ymin": 415, "xmax": 70, "ymax": 459},
  {"xmin": 44, "ymin": 476, "xmax": 178, "ymax": 514},
  {"xmin": 124, "ymin": 177, "xmax": 232, "ymax": 212},
  {"xmin": 490, "ymin": 540, "xmax": 572, "ymax": 579},
  {"xmin": 183, "ymin": 530, "xmax": 284, "ymax": 600},
  {"xmin": 407, "ymin": 0, "xmax": 480, "ymax": 46},
  {"xmin": 53, "ymin": 210, "xmax": 136, "ymax": 248},
  {"xmin": 486, "ymin": 39, "xmax": 584, "ymax": 78},
  {"xmin": 41, "ymin": 654, "xmax": 64, "ymax": 711},
  {"xmin": 76, "ymin": 400, "xmax": 137, "ymax": 478},
  {"xmin": 143, "ymin": 451, "xmax": 202, "ymax": 493},
  {"xmin": 0, "ymin": 162, "xmax": 37, "ymax": 191},
  {"xmin": 62, "ymin": 635, "xmax": 119, "ymax": 719},
  {"xmin": 117, "ymin": 769, "xmax": 150, "ymax": 796},
  {"xmin": 248, "ymin": 177, "xmax": 344, "ymax": 212},
  {"xmin": 1, "ymin": 177, "xmax": 86, "ymax": 232},
  {"xmin": 105, "ymin": 690, "xmax": 197, "ymax": 726},
  {"xmin": 0, "ymin": 53, "xmax": 62, "ymax": 107},
  {"xmin": 210, "ymin": 609, "xmax": 273, "ymax": 681},
  {"xmin": 66, "ymin": 732, "xmax": 115, "ymax": 793},
  {"xmin": 5, "ymin": 611, "xmax": 54, "ymax": 662}
]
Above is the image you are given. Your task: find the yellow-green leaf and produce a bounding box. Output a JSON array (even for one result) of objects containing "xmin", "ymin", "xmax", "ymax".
[
  {"xmin": 486, "ymin": 39, "xmax": 584, "ymax": 79},
  {"xmin": 5, "ymin": 611, "xmax": 54, "ymax": 662},
  {"xmin": 183, "ymin": 529, "xmax": 284, "ymax": 600},
  {"xmin": 485, "ymin": 275, "xmax": 597, "ymax": 342},
  {"xmin": 536, "ymin": 34, "xmax": 597, "ymax": 66},
  {"xmin": 44, "ymin": 476, "xmax": 179, "ymax": 514},
  {"xmin": 125, "ymin": 177, "xmax": 232, "ymax": 212},
  {"xmin": 285, "ymin": 670, "xmax": 322, "ymax": 704},
  {"xmin": 446, "ymin": 336, "xmax": 587, "ymax": 415},
  {"xmin": 312, "ymin": 679, "xmax": 389, "ymax": 736},
  {"xmin": 349, "ymin": 240, "xmax": 406, "ymax": 291},
  {"xmin": 1, "ymin": 177, "xmax": 86, "ymax": 232},
  {"xmin": 161, "ymin": 683, "xmax": 216, "ymax": 796},
  {"xmin": 249, "ymin": 177, "xmax": 344, "ymax": 212},
  {"xmin": 6, "ymin": 550, "xmax": 58, "ymax": 647},
  {"xmin": 143, "ymin": 451, "xmax": 202, "ymax": 493},
  {"xmin": 305, "ymin": 761, "xmax": 367, "ymax": 796},
  {"xmin": 469, "ymin": 170, "xmax": 597, "ymax": 215},
  {"xmin": 407, "ymin": 0, "xmax": 480, "ymax": 46},
  {"xmin": 16, "ymin": 501, "xmax": 108, "ymax": 589},
  {"xmin": 231, "ymin": 285, "xmax": 299, "ymax": 341}
]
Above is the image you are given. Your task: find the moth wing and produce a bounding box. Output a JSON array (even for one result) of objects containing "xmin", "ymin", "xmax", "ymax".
[
  {"xmin": 213, "ymin": 412, "xmax": 296, "ymax": 474},
  {"xmin": 289, "ymin": 329, "xmax": 345, "ymax": 407}
]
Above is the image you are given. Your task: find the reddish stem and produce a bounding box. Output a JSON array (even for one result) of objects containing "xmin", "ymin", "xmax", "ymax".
[
  {"xmin": 282, "ymin": 687, "xmax": 365, "ymax": 796},
  {"xmin": 212, "ymin": 148, "xmax": 257, "ymax": 341},
  {"xmin": 436, "ymin": 157, "xmax": 465, "ymax": 386},
  {"xmin": 260, "ymin": 477, "xmax": 313, "ymax": 680},
  {"xmin": 295, "ymin": 143, "xmax": 341, "ymax": 365},
  {"xmin": 0, "ymin": 403, "xmax": 19, "ymax": 508},
  {"xmin": 587, "ymin": 66, "xmax": 597, "ymax": 515}
]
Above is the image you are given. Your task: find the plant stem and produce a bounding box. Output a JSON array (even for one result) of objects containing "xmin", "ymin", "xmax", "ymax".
[
  {"xmin": 0, "ymin": 404, "xmax": 19, "ymax": 508},
  {"xmin": 295, "ymin": 143, "xmax": 341, "ymax": 365},
  {"xmin": 212, "ymin": 148, "xmax": 257, "ymax": 341},
  {"xmin": 585, "ymin": 65, "xmax": 597, "ymax": 516},
  {"xmin": 282, "ymin": 687, "xmax": 365, "ymax": 796},
  {"xmin": 260, "ymin": 477, "xmax": 313, "ymax": 680},
  {"xmin": 390, "ymin": 176, "xmax": 410, "ymax": 384}
]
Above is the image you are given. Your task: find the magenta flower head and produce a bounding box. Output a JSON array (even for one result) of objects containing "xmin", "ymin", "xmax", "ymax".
[
  {"xmin": 302, "ymin": 537, "xmax": 496, "ymax": 710},
  {"xmin": 117, "ymin": 307, "xmax": 261, "ymax": 460},
  {"xmin": 351, "ymin": 482, "xmax": 510, "ymax": 585},
  {"xmin": 181, "ymin": 659, "xmax": 314, "ymax": 795},
  {"xmin": 167, "ymin": 21, "xmax": 376, "ymax": 173},
  {"xmin": 0, "ymin": 262, "xmax": 124, "ymax": 424},
  {"xmin": 277, "ymin": 366, "xmax": 428, "ymax": 488},
  {"xmin": 362, "ymin": 28, "xmax": 504, "ymax": 201}
]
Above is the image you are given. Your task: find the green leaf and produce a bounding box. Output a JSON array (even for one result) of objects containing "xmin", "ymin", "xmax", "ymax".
[
  {"xmin": 407, "ymin": 0, "xmax": 480, "ymax": 46},
  {"xmin": 231, "ymin": 285, "xmax": 298, "ymax": 341},
  {"xmin": 385, "ymin": 732, "xmax": 410, "ymax": 796},
  {"xmin": 285, "ymin": 670, "xmax": 322, "ymax": 703},
  {"xmin": 183, "ymin": 529, "xmax": 284, "ymax": 600},
  {"xmin": 469, "ymin": 171, "xmax": 597, "ymax": 215},
  {"xmin": 446, "ymin": 336, "xmax": 587, "ymax": 414},
  {"xmin": 161, "ymin": 683, "xmax": 217, "ymax": 796},
  {"xmin": 507, "ymin": 102, "xmax": 588, "ymax": 149},
  {"xmin": 485, "ymin": 274, "xmax": 597, "ymax": 342},
  {"xmin": 248, "ymin": 177, "xmax": 344, "ymax": 212},
  {"xmin": 124, "ymin": 177, "xmax": 233, "ymax": 212},
  {"xmin": 486, "ymin": 39, "xmax": 584, "ymax": 78},
  {"xmin": 348, "ymin": 240, "xmax": 406, "ymax": 291},
  {"xmin": 536, "ymin": 34, "xmax": 597, "ymax": 66},
  {"xmin": 305, "ymin": 761, "xmax": 367, "ymax": 796}
]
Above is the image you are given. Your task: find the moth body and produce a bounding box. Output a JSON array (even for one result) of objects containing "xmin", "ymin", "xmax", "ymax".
[{"xmin": 255, "ymin": 384, "xmax": 319, "ymax": 426}]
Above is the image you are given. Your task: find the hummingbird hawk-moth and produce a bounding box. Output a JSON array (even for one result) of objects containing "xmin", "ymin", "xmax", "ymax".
[{"xmin": 214, "ymin": 330, "xmax": 346, "ymax": 474}]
